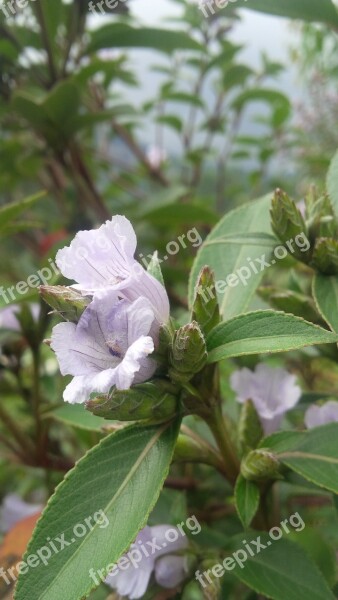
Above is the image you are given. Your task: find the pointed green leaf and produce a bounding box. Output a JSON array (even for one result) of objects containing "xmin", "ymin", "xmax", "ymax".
[
  {"xmin": 15, "ymin": 420, "xmax": 180, "ymax": 600},
  {"xmin": 234, "ymin": 475, "xmax": 260, "ymax": 528},
  {"xmin": 313, "ymin": 274, "xmax": 338, "ymax": 332},
  {"xmin": 188, "ymin": 195, "xmax": 276, "ymax": 320},
  {"xmin": 234, "ymin": 0, "xmax": 338, "ymax": 27},
  {"xmin": 232, "ymin": 533, "xmax": 335, "ymax": 600},
  {"xmin": 207, "ymin": 310, "xmax": 338, "ymax": 363},
  {"xmin": 88, "ymin": 24, "xmax": 202, "ymax": 54},
  {"xmin": 261, "ymin": 423, "xmax": 338, "ymax": 494}
]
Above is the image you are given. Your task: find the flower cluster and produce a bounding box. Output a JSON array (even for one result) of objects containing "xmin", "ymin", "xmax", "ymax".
[{"xmin": 49, "ymin": 216, "xmax": 170, "ymax": 404}]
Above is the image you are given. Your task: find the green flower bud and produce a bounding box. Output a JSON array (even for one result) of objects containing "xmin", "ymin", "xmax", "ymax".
[
  {"xmin": 311, "ymin": 237, "xmax": 338, "ymax": 275},
  {"xmin": 271, "ymin": 189, "xmax": 310, "ymax": 262},
  {"xmin": 86, "ymin": 380, "xmax": 178, "ymax": 423},
  {"xmin": 40, "ymin": 285, "xmax": 89, "ymax": 323},
  {"xmin": 197, "ymin": 560, "xmax": 222, "ymax": 600},
  {"xmin": 241, "ymin": 448, "xmax": 281, "ymax": 482},
  {"xmin": 306, "ymin": 190, "xmax": 338, "ymax": 242},
  {"xmin": 238, "ymin": 400, "xmax": 264, "ymax": 457},
  {"xmin": 192, "ymin": 266, "xmax": 220, "ymax": 337},
  {"xmin": 169, "ymin": 322, "xmax": 207, "ymax": 384}
]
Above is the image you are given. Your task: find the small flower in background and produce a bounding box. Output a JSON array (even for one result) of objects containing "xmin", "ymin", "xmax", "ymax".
[
  {"xmin": 0, "ymin": 304, "xmax": 40, "ymax": 333},
  {"xmin": 305, "ymin": 400, "xmax": 338, "ymax": 429},
  {"xmin": 105, "ymin": 525, "xmax": 188, "ymax": 599},
  {"xmin": 146, "ymin": 146, "xmax": 167, "ymax": 170},
  {"xmin": 0, "ymin": 494, "xmax": 42, "ymax": 534},
  {"xmin": 230, "ymin": 363, "xmax": 302, "ymax": 434},
  {"xmin": 55, "ymin": 215, "xmax": 169, "ymax": 323}
]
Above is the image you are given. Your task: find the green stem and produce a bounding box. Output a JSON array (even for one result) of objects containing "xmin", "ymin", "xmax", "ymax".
[
  {"xmin": 206, "ymin": 406, "xmax": 240, "ymax": 485},
  {"xmin": 0, "ymin": 404, "xmax": 36, "ymax": 459}
]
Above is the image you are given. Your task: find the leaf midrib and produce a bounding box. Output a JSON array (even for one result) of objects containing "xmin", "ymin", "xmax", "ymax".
[{"xmin": 35, "ymin": 424, "xmax": 168, "ymax": 600}]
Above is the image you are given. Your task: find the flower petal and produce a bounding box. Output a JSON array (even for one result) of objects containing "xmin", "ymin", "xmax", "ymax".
[
  {"xmin": 155, "ymin": 555, "xmax": 188, "ymax": 589},
  {"xmin": 63, "ymin": 368, "xmax": 117, "ymax": 404},
  {"xmin": 114, "ymin": 336, "xmax": 155, "ymax": 390},
  {"xmin": 150, "ymin": 525, "xmax": 188, "ymax": 557},
  {"xmin": 305, "ymin": 401, "xmax": 338, "ymax": 429},
  {"xmin": 56, "ymin": 216, "xmax": 137, "ymax": 290}
]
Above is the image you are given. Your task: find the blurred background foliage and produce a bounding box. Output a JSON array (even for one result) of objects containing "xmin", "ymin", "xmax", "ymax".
[{"xmin": 1, "ymin": 0, "xmax": 338, "ymax": 598}]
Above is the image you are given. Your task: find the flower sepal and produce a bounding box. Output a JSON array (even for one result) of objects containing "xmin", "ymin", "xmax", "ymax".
[
  {"xmin": 86, "ymin": 379, "xmax": 179, "ymax": 423},
  {"xmin": 238, "ymin": 399, "xmax": 264, "ymax": 458},
  {"xmin": 169, "ymin": 322, "xmax": 207, "ymax": 385},
  {"xmin": 40, "ymin": 285, "xmax": 90, "ymax": 323},
  {"xmin": 271, "ymin": 188, "xmax": 310, "ymax": 262},
  {"xmin": 192, "ymin": 266, "xmax": 220, "ymax": 337}
]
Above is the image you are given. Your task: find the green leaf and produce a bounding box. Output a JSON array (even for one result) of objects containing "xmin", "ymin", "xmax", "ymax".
[
  {"xmin": 0, "ymin": 191, "xmax": 45, "ymax": 233},
  {"xmin": 207, "ymin": 310, "xmax": 338, "ymax": 363},
  {"xmin": 141, "ymin": 202, "xmax": 217, "ymax": 227},
  {"xmin": 88, "ymin": 24, "xmax": 202, "ymax": 54},
  {"xmin": 313, "ymin": 274, "xmax": 338, "ymax": 332},
  {"xmin": 289, "ymin": 529, "xmax": 337, "ymax": 587},
  {"xmin": 15, "ymin": 420, "xmax": 180, "ymax": 600},
  {"xmin": 232, "ymin": 89, "xmax": 291, "ymax": 123},
  {"xmin": 188, "ymin": 195, "xmax": 276, "ymax": 320},
  {"xmin": 147, "ymin": 252, "xmax": 165, "ymax": 286},
  {"xmin": 52, "ymin": 404, "xmax": 107, "ymax": 432},
  {"xmin": 261, "ymin": 424, "xmax": 338, "ymax": 494},
  {"xmin": 234, "ymin": 475, "xmax": 260, "ymax": 528},
  {"xmin": 234, "ymin": 0, "xmax": 338, "ymax": 27},
  {"xmin": 231, "ymin": 533, "xmax": 335, "ymax": 600},
  {"xmin": 327, "ymin": 149, "xmax": 338, "ymax": 215}
]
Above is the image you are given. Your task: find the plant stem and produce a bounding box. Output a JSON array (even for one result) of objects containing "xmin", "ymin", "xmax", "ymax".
[
  {"xmin": 0, "ymin": 404, "xmax": 36, "ymax": 459},
  {"xmin": 206, "ymin": 406, "xmax": 240, "ymax": 485}
]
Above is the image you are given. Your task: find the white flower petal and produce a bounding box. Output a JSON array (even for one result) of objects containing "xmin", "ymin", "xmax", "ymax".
[
  {"xmin": 0, "ymin": 494, "xmax": 42, "ymax": 533},
  {"xmin": 63, "ymin": 368, "xmax": 117, "ymax": 404},
  {"xmin": 114, "ymin": 336, "xmax": 155, "ymax": 390},
  {"xmin": 305, "ymin": 401, "xmax": 338, "ymax": 429},
  {"xmin": 155, "ymin": 555, "xmax": 187, "ymax": 589},
  {"xmin": 150, "ymin": 525, "xmax": 188, "ymax": 557},
  {"xmin": 56, "ymin": 216, "xmax": 137, "ymax": 290},
  {"xmin": 231, "ymin": 363, "xmax": 302, "ymax": 434}
]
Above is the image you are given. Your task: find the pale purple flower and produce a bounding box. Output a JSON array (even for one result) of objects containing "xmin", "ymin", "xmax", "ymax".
[
  {"xmin": 230, "ymin": 363, "xmax": 302, "ymax": 434},
  {"xmin": 146, "ymin": 146, "xmax": 167, "ymax": 170},
  {"xmin": 106, "ymin": 525, "xmax": 188, "ymax": 599},
  {"xmin": 55, "ymin": 216, "xmax": 169, "ymax": 324},
  {"xmin": 305, "ymin": 401, "xmax": 338, "ymax": 429},
  {"xmin": 0, "ymin": 303, "xmax": 40, "ymax": 332},
  {"xmin": 0, "ymin": 494, "xmax": 42, "ymax": 533},
  {"xmin": 51, "ymin": 291, "xmax": 158, "ymax": 404}
]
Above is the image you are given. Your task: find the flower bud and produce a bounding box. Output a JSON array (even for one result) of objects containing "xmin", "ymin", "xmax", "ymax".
[
  {"xmin": 311, "ymin": 237, "xmax": 338, "ymax": 276},
  {"xmin": 271, "ymin": 189, "xmax": 310, "ymax": 262},
  {"xmin": 192, "ymin": 266, "xmax": 220, "ymax": 337},
  {"xmin": 306, "ymin": 190, "xmax": 338, "ymax": 242},
  {"xmin": 241, "ymin": 448, "xmax": 281, "ymax": 482},
  {"xmin": 169, "ymin": 322, "xmax": 207, "ymax": 384},
  {"xmin": 40, "ymin": 285, "xmax": 89, "ymax": 323},
  {"xmin": 86, "ymin": 380, "xmax": 178, "ymax": 423},
  {"xmin": 238, "ymin": 400, "xmax": 264, "ymax": 457}
]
